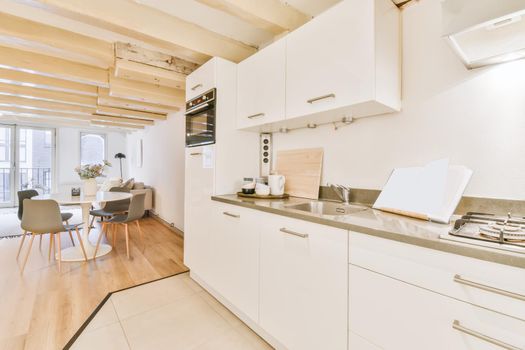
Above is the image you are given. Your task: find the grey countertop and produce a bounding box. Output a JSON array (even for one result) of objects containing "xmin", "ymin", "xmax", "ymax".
[{"xmin": 212, "ymin": 194, "xmax": 525, "ymax": 269}]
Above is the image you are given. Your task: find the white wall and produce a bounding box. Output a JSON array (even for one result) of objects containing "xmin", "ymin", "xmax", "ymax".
[
  {"xmin": 56, "ymin": 127, "xmax": 127, "ymax": 191},
  {"xmin": 126, "ymin": 112, "xmax": 186, "ymax": 231},
  {"xmin": 272, "ymin": 0, "xmax": 525, "ymax": 200}
]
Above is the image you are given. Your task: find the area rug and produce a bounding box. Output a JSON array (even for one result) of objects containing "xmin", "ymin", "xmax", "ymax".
[{"xmin": 0, "ymin": 206, "xmax": 83, "ymax": 239}]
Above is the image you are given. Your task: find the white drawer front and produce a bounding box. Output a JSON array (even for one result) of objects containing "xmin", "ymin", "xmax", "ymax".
[
  {"xmin": 349, "ymin": 264, "xmax": 525, "ymax": 350},
  {"xmin": 349, "ymin": 231, "xmax": 525, "ymax": 321}
]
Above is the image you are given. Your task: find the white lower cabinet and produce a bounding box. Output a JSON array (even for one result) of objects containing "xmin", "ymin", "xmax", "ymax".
[
  {"xmin": 196, "ymin": 202, "xmax": 524, "ymax": 350},
  {"xmin": 349, "ymin": 264, "xmax": 525, "ymax": 350},
  {"xmin": 183, "ymin": 146, "xmax": 215, "ymax": 281},
  {"xmin": 259, "ymin": 215, "xmax": 348, "ymax": 350},
  {"xmin": 208, "ymin": 202, "xmax": 260, "ymax": 322}
]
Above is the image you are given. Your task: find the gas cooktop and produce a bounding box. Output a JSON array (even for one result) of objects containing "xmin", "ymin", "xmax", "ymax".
[{"xmin": 440, "ymin": 212, "xmax": 525, "ymax": 254}]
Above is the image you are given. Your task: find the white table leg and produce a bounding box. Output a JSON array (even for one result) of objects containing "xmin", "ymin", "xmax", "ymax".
[{"xmin": 58, "ymin": 202, "xmax": 112, "ymax": 262}]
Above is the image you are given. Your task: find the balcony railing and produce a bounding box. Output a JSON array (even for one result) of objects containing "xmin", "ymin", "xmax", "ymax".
[{"xmin": 0, "ymin": 167, "xmax": 52, "ymax": 203}]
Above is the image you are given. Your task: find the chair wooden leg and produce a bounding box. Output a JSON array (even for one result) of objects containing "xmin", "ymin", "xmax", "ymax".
[
  {"xmin": 135, "ymin": 220, "xmax": 144, "ymax": 250},
  {"xmin": 20, "ymin": 234, "xmax": 35, "ymax": 275},
  {"xmin": 93, "ymin": 223, "xmax": 107, "ymax": 259},
  {"xmin": 17, "ymin": 230, "xmax": 28, "ymax": 260},
  {"xmin": 112, "ymin": 224, "xmax": 117, "ymax": 247},
  {"xmin": 88, "ymin": 216, "xmax": 95, "ymax": 234},
  {"xmin": 124, "ymin": 224, "xmax": 130, "ymax": 259},
  {"xmin": 48, "ymin": 234, "xmax": 54, "ymax": 262},
  {"xmin": 75, "ymin": 228, "xmax": 88, "ymax": 261},
  {"xmin": 68, "ymin": 230, "xmax": 76, "ymax": 246},
  {"xmin": 56, "ymin": 233, "xmax": 62, "ymax": 273}
]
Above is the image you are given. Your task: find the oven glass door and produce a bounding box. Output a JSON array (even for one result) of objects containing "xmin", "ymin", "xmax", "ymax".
[{"xmin": 186, "ymin": 105, "xmax": 216, "ymax": 147}]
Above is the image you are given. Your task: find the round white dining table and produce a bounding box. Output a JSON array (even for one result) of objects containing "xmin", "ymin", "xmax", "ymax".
[{"xmin": 33, "ymin": 191, "xmax": 132, "ymax": 262}]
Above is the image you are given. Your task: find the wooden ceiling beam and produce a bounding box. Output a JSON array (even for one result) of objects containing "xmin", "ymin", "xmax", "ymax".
[
  {"xmin": 91, "ymin": 120, "xmax": 145, "ymax": 129},
  {"xmin": 0, "ymin": 94, "xmax": 95, "ymax": 115},
  {"xmin": 109, "ymin": 74, "xmax": 184, "ymax": 108},
  {"xmin": 0, "ymin": 105, "xmax": 153, "ymax": 126},
  {"xmin": 97, "ymin": 88, "xmax": 178, "ymax": 114},
  {"xmin": 0, "ymin": 68, "xmax": 98, "ymax": 96},
  {"xmin": 91, "ymin": 113, "xmax": 154, "ymax": 126},
  {"xmin": 0, "ymin": 113, "xmax": 92, "ymax": 128},
  {"xmin": 196, "ymin": 0, "xmax": 310, "ymax": 34},
  {"xmin": 0, "ymin": 46, "xmax": 109, "ymax": 87},
  {"xmin": 114, "ymin": 58, "xmax": 185, "ymax": 90},
  {"xmin": 0, "ymin": 12, "xmax": 113, "ymax": 68},
  {"xmin": 95, "ymin": 105, "xmax": 167, "ymax": 120},
  {"xmin": 0, "ymin": 106, "xmax": 92, "ymax": 121},
  {"xmin": 115, "ymin": 42, "xmax": 198, "ymax": 75},
  {"xmin": 0, "ymin": 82, "xmax": 97, "ymax": 107},
  {"xmin": 18, "ymin": 0, "xmax": 257, "ymax": 63}
]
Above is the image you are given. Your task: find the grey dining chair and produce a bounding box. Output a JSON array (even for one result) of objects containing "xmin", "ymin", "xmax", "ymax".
[
  {"xmin": 18, "ymin": 190, "xmax": 76, "ymax": 248},
  {"xmin": 18, "ymin": 199, "xmax": 88, "ymax": 274},
  {"xmin": 93, "ymin": 193, "xmax": 145, "ymax": 260},
  {"xmin": 88, "ymin": 187, "xmax": 131, "ymax": 233}
]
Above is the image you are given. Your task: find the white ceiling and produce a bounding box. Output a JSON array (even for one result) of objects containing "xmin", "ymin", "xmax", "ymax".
[
  {"xmin": 134, "ymin": 0, "xmax": 275, "ymax": 48},
  {"xmin": 134, "ymin": 0, "xmax": 343, "ymax": 48},
  {"xmin": 284, "ymin": 0, "xmax": 342, "ymax": 17}
]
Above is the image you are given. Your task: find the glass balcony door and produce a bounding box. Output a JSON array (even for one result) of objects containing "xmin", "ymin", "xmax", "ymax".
[
  {"xmin": 0, "ymin": 125, "xmax": 55, "ymax": 208},
  {"xmin": 17, "ymin": 127, "xmax": 55, "ymax": 200},
  {"xmin": 0, "ymin": 125, "xmax": 15, "ymax": 207}
]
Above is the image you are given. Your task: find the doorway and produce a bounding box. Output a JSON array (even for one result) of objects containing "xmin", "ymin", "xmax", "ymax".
[{"xmin": 0, "ymin": 124, "xmax": 55, "ymax": 207}]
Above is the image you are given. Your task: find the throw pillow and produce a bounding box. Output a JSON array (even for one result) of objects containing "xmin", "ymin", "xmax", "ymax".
[
  {"xmin": 101, "ymin": 177, "xmax": 123, "ymax": 191},
  {"xmin": 133, "ymin": 182, "xmax": 145, "ymax": 190},
  {"xmin": 122, "ymin": 178, "xmax": 135, "ymax": 190}
]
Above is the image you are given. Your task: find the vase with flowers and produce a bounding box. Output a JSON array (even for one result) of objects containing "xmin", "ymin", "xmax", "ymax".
[{"xmin": 74, "ymin": 160, "xmax": 111, "ymax": 196}]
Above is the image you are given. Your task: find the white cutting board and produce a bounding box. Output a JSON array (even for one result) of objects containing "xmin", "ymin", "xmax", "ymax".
[{"xmin": 373, "ymin": 159, "xmax": 472, "ymax": 223}]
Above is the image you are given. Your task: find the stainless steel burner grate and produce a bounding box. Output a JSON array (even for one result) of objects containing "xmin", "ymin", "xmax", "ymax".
[{"xmin": 448, "ymin": 212, "xmax": 525, "ymax": 249}]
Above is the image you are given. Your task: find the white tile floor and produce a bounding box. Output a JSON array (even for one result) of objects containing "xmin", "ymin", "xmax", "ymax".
[{"xmin": 71, "ymin": 273, "xmax": 273, "ymax": 350}]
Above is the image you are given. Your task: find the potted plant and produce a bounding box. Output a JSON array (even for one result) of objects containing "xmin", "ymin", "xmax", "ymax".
[{"xmin": 75, "ymin": 161, "xmax": 111, "ymax": 196}]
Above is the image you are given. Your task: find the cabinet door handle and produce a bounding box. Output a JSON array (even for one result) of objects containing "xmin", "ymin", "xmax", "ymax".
[
  {"xmin": 307, "ymin": 93, "xmax": 335, "ymax": 104},
  {"xmin": 452, "ymin": 320, "xmax": 521, "ymax": 350},
  {"xmin": 191, "ymin": 83, "xmax": 203, "ymax": 91},
  {"xmin": 223, "ymin": 211, "xmax": 240, "ymax": 218},
  {"xmin": 189, "ymin": 152, "xmax": 202, "ymax": 156},
  {"xmin": 453, "ymin": 274, "xmax": 525, "ymax": 301},
  {"xmin": 247, "ymin": 113, "xmax": 265, "ymax": 119},
  {"xmin": 280, "ymin": 228, "xmax": 308, "ymax": 238}
]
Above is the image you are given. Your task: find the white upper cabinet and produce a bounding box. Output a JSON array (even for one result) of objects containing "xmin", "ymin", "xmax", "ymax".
[
  {"xmin": 285, "ymin": 0, "xmax": 400, "ymax": 123},
  {"xmin": 237, "ymin": 39, "xmax": 286, "ymax": 129},
  {"xmin": 186, "ymin": 59, "xmax": 215, "ymax": 100}
]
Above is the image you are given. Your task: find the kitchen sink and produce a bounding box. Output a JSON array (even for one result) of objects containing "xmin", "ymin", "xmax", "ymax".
[{"xmin": 285, "ymin": 201, "xmax": 368, "ymax": 217}]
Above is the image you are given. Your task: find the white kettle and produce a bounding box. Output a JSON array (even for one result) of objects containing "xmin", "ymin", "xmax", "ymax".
[{"xmin": 268, "ymin": 174, "xmax": 286, "ymax": 196}]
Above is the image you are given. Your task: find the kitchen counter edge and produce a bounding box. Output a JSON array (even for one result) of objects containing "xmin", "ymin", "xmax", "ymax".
[{"xmin": 211, "ymin": 195, "xmax": 525, "ymax": 269}]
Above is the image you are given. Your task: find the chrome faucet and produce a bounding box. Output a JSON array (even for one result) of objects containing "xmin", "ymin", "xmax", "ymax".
[{"xmin": 329, "ymin": 184, "xmax": 351, "ymax": 204}]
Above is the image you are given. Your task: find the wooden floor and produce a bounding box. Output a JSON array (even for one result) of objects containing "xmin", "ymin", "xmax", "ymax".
[{"xmin": 0, "ymin": 217, "xmax": 187, "ymax": 350}]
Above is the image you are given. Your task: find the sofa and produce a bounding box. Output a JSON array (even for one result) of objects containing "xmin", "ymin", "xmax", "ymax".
[
  {"xmin": 130, "ymin": 184, "xmax": 153, "ymax": 211},
  {"xmin": 100, "ymin": 178, "xmax": 153, "ymax": 211}
]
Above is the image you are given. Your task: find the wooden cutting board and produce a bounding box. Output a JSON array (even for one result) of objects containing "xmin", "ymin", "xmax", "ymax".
[{"xmin": 276, "ymin": 148, "xmax": 323, "ymax": 199}]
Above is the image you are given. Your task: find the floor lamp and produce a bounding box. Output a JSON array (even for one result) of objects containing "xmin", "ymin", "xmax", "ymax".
[{"xmin": 114, "ymin": 153, "xmax": 126, "ymax": 178}]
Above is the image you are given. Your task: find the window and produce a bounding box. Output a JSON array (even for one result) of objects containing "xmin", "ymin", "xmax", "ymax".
[
  {"xmin": 19, "ymin": 129, "xmax": 27, "ymax": 163},
  {"xmin": 80, "ymin": 132, "xmax": 106, "ymax": 165},
  {"xmin": 0, "ymin": 128, "xmax": 10, "ymax": 162}
]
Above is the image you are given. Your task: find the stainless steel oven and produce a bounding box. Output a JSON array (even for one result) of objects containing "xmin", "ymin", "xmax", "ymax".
[{"xmin": 185, "ymin": 88, "xmax": 216, "ymax": 147}]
